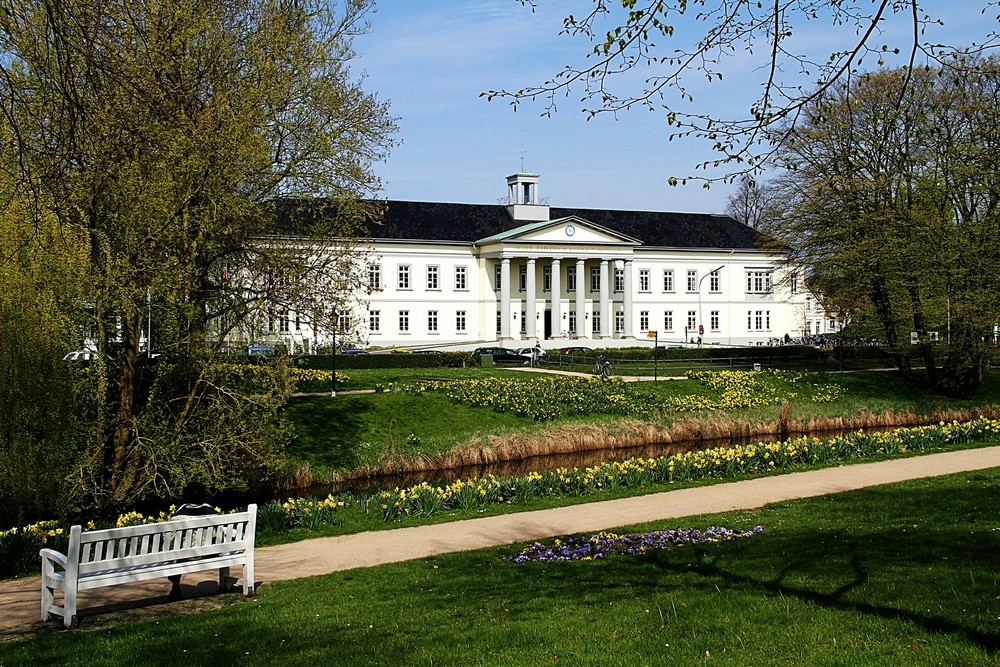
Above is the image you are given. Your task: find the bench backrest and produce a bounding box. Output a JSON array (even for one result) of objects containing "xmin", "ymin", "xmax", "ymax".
[{"xmin": 65, "ymin": 505, "xmax": 257, "ymax": 576}]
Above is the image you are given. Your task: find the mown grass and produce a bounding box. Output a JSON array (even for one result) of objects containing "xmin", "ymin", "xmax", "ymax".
[
  {"xmin": 5, "ymin": 468, "xmax": 998, "ymax": 665},
  {"xmin": 284, "ymin": 368, "xmax": 1000, "ymax": 477}
]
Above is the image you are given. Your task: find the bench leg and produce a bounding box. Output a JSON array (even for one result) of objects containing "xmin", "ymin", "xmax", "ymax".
[
  {"xmin": 40, "ymin": 579, "xmax": 54, "ymax": 622},
  {"xmin": 64, "ymin": 586, "xmax": 77, "ymax": 629},
  {"xmin": 218, "ymin": 567, "xmax": 232, "ymax": 592}
]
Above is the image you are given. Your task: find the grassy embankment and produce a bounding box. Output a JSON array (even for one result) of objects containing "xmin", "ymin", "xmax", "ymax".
[
  {"xmin": 4, "ymin": 468, "xmax": 998, "ymax": 665},
  {"xmin": 283, "ymin": 367, "xmax": 1000, "ymax": 483}
]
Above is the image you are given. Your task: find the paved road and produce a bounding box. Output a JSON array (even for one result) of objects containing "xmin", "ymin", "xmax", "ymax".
[{"xmin": 3, "ymin": 446, "xmax": 998, "ymax": 639}]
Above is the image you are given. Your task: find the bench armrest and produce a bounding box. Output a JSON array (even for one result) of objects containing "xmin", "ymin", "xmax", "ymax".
[{"xmin": 40, "ymin": 548, "xmax": 68, "ymax": 569}]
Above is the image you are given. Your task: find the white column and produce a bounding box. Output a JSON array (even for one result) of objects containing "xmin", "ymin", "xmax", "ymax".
[
  {"xmin": 500, "ymin": 258, "xmax": 511, "ymax": 340},
  {"xmin": 550, "ymin": 258, "xmax": 561, "ymax": 337},
  {"xmin": 526, "ymin": 258, "xmax": 536, "ymax": 339},
  {"xmin": 623, "ymin": 259, "xmax": 634, "ymax": 338},
  {"xmin": 600, "ymin": 259, "xmax": 611, "ymax": 338},
  {"xmin": 575, "ymin": 259, "xmax": 586, "ymax": 339}
]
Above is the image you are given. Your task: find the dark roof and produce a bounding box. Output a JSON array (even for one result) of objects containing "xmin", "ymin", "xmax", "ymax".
[
  {"xmin": 369, "ymin": 201, "xmax": 758, "ymax": 249},
  {"xmin": 277, "ymin": 199, "xmax": 760, "ymax": 249}
]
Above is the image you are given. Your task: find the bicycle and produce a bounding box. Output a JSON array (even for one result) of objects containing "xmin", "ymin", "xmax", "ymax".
[{"xmin": 592, "ymin": 355, "xmax": 613, "ymax": 378}]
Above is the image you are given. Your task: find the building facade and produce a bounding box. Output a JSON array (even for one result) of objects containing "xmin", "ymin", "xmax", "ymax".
[{"xmin": 261, "ymin": 173, "xmax": 836, "ymax": 351}]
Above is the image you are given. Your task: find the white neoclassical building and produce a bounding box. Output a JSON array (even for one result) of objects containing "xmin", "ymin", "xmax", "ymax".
[{"xmin": 264, "ymin": 173, "xmax": 837, "ymax": 351}]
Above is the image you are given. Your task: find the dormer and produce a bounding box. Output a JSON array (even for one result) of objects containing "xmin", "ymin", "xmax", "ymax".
[{"xmin": 504, "ymin": 172, "xmax": 550, "ymax": 223}]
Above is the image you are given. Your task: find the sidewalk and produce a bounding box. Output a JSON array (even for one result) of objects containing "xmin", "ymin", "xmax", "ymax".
[{"xmin": 3, "ymin": 446, "xmax": 998, "ymax": 640}]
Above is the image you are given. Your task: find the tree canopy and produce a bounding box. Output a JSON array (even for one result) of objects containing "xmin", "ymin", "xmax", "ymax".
[
  {"xmin": 0, "ymin": 0, "xmax": 396, "ymax": 520},
  {"xmin": 764, "ymin": 61, "xmax": 1000, "ymax": 396}
]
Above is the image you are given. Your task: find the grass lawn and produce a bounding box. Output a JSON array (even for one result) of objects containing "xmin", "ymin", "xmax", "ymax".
[
  {"xmin": 4, "ymin": 468, "xmax": 998, "ymax": 665},
  {"xmin": 284, "ymin": 368, "xmax": 1000, "ymax": 477}
]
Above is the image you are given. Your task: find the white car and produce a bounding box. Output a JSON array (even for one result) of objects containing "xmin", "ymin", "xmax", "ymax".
[
  {"xmin": 63, "ymin": 350, "xmax": 97, "ymax": 362},
  {"xmin": 516, "ymin": 347, "xmax": 545, "ymax": 363}
]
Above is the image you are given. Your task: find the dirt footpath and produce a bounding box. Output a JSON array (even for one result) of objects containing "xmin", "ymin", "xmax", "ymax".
[{"xmin": 3, "ymin": 446, "xmax": 998, "ymax": 640}]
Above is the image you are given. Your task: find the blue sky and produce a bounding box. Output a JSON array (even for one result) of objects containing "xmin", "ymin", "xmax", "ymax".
[{"xmin": 354, "ymin": 1, "xmax": 993, "ymax": 214}]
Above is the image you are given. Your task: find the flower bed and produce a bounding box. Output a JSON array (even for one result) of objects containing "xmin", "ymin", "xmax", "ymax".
[
  {"xmin": 413, "ymin": 370, "xmax": 844, "ymax": 422},
  {"xmin": 377, "ymin": 418, "xmax": 1000, "ymax": 520},
  {"xmin": 504, "ymin": 526, "xmax": 766, "ymax": 563}
]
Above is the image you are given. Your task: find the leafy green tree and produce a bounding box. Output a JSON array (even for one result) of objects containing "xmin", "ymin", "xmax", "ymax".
[
  {"xmin": 0, "ymin": 0, "xmax": 396, "ymax": 514},
  {"xmin": 766, "ymin": 62, "xmax": 1000, "ymax": 396}
]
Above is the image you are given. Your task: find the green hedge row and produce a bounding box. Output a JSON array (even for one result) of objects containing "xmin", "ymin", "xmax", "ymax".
[{"xmin": 291, "ymin": 351, "xmax": 474, "ymax": 370}]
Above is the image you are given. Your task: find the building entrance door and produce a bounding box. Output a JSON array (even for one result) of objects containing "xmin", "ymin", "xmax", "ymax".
[{"xmin": 544, "ymin": 311, "xmax": 552, "ymax": 339}]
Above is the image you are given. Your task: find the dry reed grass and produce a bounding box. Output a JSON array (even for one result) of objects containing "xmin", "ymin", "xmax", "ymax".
[{"xmin": 322, "ymin": 404, "xmax": 1000, "ymax": 485}]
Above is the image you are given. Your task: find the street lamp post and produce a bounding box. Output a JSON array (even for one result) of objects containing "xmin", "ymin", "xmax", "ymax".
[
  {"xmin": 331, "ymin": 314, "xmax": 337, "ymax": 397},
  {"xmin": 698, "ymin": 265, "xmax": 726, "ymax": 343}
]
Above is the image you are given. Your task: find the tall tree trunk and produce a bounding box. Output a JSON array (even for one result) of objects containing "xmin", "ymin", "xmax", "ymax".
[
  {"xmin": 906, "ymin": 281, "xmax": 938, "ymax": 386},
  {"xmin": 109, "ymin": 309, "xmax": 141, "ymax": 506},
  {"xmin": 867, "ymin": 269, "xmax": 909, "ymax": 373}
]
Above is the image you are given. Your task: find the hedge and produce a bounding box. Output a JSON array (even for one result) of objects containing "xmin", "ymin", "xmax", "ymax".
[{"xmin": 291, "ymin": 351, "xmax": 474, "ymax": 370}]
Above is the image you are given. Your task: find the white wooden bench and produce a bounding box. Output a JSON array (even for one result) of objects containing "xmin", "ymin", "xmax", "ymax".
[{"xmin": 40, "ymin": 504, "xmax": 257, "ymax": 628}]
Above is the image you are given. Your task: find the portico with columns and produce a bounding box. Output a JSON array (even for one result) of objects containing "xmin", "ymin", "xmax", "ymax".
[{"xmin": 478, "ymin": 216, "xmax": 641, "ymax": 343}]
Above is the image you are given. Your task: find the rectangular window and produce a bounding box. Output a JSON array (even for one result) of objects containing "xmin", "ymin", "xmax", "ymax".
[
  {"xmin": 368, "ymin": 309, "xmax": 380, "ymax": 333},
  {"xmin": 687, "ymin": 270, "xmax": 698, "ymax": 292},
  {"xmin": 790, "ymin": 272, "xmax": 798, "ymax": 294},
  {"xmin": 663, "ymin": 269, "xmax": 674, "ymax": 292},
  {"xmin": 748, "ymin": 310, "xmax": 770, "ymax": 331},
  {"xmin": 520, "ymin": 311, "xmax": 526, "ymax": 334},
  {"xmin": 590, "ymin": 267, "xmax": 601, "ymax": 292},
  {"xmin": 427, "ymin": 265, "xmax": 439, "ymax": 290},
  {"xmin": 615, "ymin": 311, "xmax": 625, "ymax": 334},
  {"xmin": 428, "ymin": 310, "xmax": 438, "ymax": 333},
  {"xmin": 268, "ymin": 311, "xmax": 274, "ymax": 332},
  {"xmin": 496, "ymin": 311, "xmax": 501, "ymax": 335},
  {"xmin": 592, "ymin": 310, "xmax": 601, "ymax": 334},
  {"xmin": 639, "ymin": 310, "xmax": 649, "ymax": 331},
  {"xmin": 664, "ymin": 311, "xmax": 674, "ymax": 331},
  {"xmin": 397, "ymin": 264, "xmax": 410, "ymax": 289},
  {"xmin": 279, "ymin": 309, "xmax": 289, "ymax": 333},
  {"xmin": 336, "ymin": 313, "xmax": 350, "ymax": 333},
  {"xmin": 569, "ymin": 311, "xmax": 577, "ymax": 334},
  {"xmin": 687, "ymin": 310, "xmax": 697, "ymax": 331},
  {"xmin": 543, "ymin": 266, "xmax": 551, "ymax": 292},
  {"xmin": 494, "ymin": 265, "xmax": 502, "ymax": 290},
  {"xmin": 746, "ymin": 270, "xmax": 772, "ymax": 294},
  {"xmin": 639, "ymin": 269, "xmax": 650, "ymax": 292},
  {"xmin": 455, "ymin": 266, "xmax": 467, "ymax": 290},
  {"xmin": 614, "ymin": 268, "xmax": 624, "ymax": 292},
  {"xmin": 567, "ymin": 267, "xmax": 577, "ymax": 292},
  {"xmin": 368, "ymin": 263, "xmax": 381, "ymax": 290},
  {"xmin": 399, "ymin": 310, "xmax": 409, "ymax": 333},
  {"xmin": 709, "ymin": 270, "xmax": 720, "ymax": 292},
  {"xmin": 519, "ymin": 266, "xmax": 527, "ymax": 292},
  {"xmin": 456, "ymin": 310, "xmax": 467, "ymax": 332},
  {"xmin": 710, "ymin": 310, "xmax": 720, "ymax": 331}
]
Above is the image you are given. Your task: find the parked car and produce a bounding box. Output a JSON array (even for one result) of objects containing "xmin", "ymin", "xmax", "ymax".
[
  {"xmin": 341, "ymin": 349, "xmax": 371, "ymax": 355},
  {"xmin": 472, "ymin": 347, "xmax": 527, "ymax": 364},
  {"xmin": 63, "ymin": 350, "xmax": 97, "ymax": 362},
  {"xmin": 555, "ymin": 346, "xmax": 593, "ymax": 356},
  {"xmin": 515, "ymin": 346, "xmax": 545, "ymax": 363},
  {"xmin": 246, "ymin": 345, "xmax": 276, "ymax": 357},
  {"xmin": 414, "ymin": 350, "xmax": 444, "ymax": 354}
]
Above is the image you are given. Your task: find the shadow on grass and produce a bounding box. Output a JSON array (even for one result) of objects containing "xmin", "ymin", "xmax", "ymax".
[
  {"xmin": 603, "ymin": 480, "xmax": 1000, "ymax": 655},
  {"xmin": 282, "ymin": 395, "xmax": 375, "ymax": 469}
]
